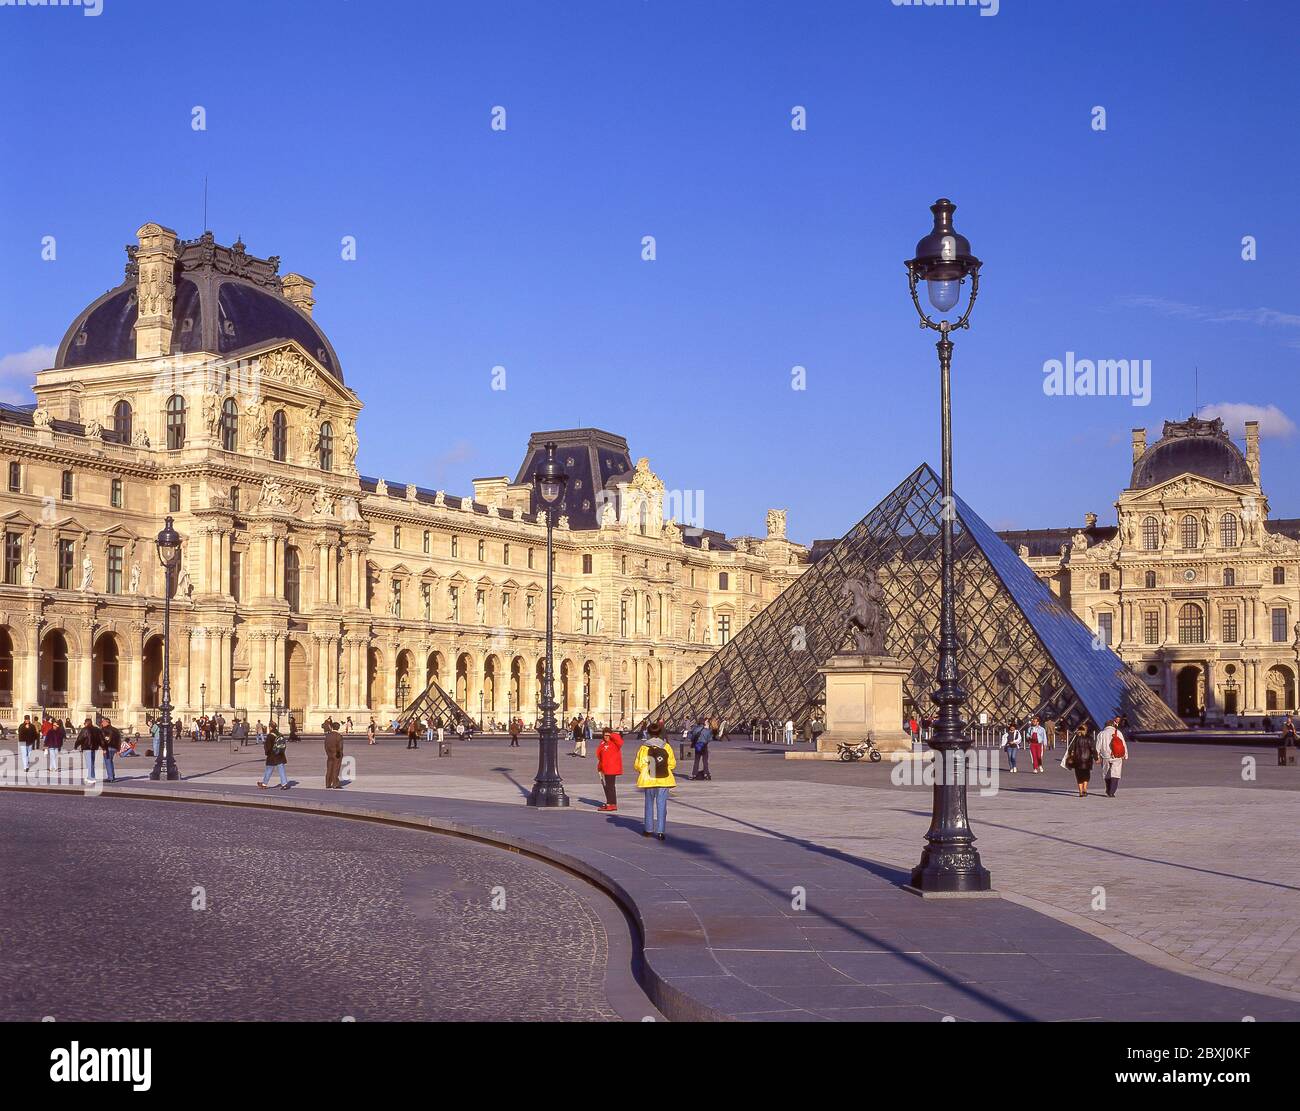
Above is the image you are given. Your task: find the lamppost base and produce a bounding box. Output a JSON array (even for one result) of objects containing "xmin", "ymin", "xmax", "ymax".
[
  {"xmin": 527, "ymin": 783, "xmax": 570, "ymax": 808},
  {"xmin": 908, "ymin": 852, "xmax": 992, "ymax": 895}
]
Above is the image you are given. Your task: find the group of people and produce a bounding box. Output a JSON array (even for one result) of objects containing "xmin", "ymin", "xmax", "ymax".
[
  {"xmin": 16, "ymin": 713, "xmax": 127, "ymax": 785},
  {"xmin": 568, "ymin": 715, "xmax": 596, "ymax": 757},
  {"xmin": 257, "ymin": 718, "xmax": 347, "ymax": 790},
  {"xmin": 997, "ymin": 715, "xmax": 1131, "ymax": 797},
  {"xmin": 589, "ymin": 720, "xmax": 679, "ymax": 838}
]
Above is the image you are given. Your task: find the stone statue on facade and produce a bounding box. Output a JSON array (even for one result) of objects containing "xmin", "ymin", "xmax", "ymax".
[
  {"xmin": 80, "ymin": 555, "xmax": 94, "ymax": 592},
  {"xmin": 129, "ymin": 563, "xmax": 141, "ymax": 593},
  {"xmin": 839, "ymin": 572, "xmax": 889, "ymax": 655},
  {"xmin": 23, "ymin": 548, "xmax": 37, "ymax": 585}
]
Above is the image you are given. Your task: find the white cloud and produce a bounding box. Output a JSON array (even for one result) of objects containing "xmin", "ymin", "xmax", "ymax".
[
  {"xmin": 0, "ymin": 344, "xmax": 55, "ymax": 403},
  {"xmin": 1121, "ymin": 296, "xmax": 1300, "ymax": 330},
  {"xmin": 1198, "ymin": 402, "xmax": 1296, "ymax": 439}
]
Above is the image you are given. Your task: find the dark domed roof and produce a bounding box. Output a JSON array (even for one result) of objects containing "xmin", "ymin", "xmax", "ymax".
[
  {"xmin": 54, "ymin": 232, "xmax": 343, "ymax": 382},
  {"xmin": 1130, "ymin": 416, "xmax": 1253, "ymax": 489}
]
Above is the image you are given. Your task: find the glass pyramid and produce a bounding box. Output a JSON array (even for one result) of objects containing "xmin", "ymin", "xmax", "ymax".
[{"xmin": 652, "ymin": 464, "xmax": 1181, "ymax": 733}]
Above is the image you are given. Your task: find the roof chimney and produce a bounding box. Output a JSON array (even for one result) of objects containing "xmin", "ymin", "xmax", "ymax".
[
  {"xmin": 1245, "ymin": 420, "xmax": 1260, "ymax": 484},
  {"xmin": 281, "ymin": 273, "xmax": 316, "ymax": 317},
  {"xmin": 1131, "ymin": 427, "xmax": 1147, "ymax": 464},
  {"xmin": 133, "ymin": 222, "xmax": 179, "ymax": 358}
]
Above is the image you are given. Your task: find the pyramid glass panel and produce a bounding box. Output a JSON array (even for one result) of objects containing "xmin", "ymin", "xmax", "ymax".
[{"xmin": 651, "ymin": 465, "xmax": 1182, "ymax": 733}]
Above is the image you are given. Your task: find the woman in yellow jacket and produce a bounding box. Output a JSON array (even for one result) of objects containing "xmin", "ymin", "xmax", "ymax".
[{"xmin": 634, "ymin": 721, "xmax": 676, "ymax": 840}]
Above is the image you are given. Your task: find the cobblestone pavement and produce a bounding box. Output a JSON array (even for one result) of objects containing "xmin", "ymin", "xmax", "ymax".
[
  {"xmin": 92, "ymin": 732, "xmax": 1300, "ymax": 998},
  {"xmin": 0, "ymin": 793, "xmax": 626, "ymax": 1021}
]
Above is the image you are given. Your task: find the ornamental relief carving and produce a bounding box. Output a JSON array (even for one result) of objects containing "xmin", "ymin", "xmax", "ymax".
[{"xmin": 259, "ymin": 348, "xmax": 319, "ymax": 390}]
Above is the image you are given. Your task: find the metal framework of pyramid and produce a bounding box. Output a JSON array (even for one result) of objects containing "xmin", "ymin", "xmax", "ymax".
[
  {"xmin": 650, "ymin": 464, "xmax": 1182, "ymax": 734},
  {"xmin": 397, "ymin": 677, "xmax": 479, "ymax": 733}
]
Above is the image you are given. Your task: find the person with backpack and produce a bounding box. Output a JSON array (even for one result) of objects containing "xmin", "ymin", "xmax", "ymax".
[
  {"xmin": 1097, "ymin": 716, "xmax": 1129, "ymax": 797},
  {"xmin": 259, "ymin": 722, "xmax": 290, "ymax": 790},
  {"xmin": 689, "ymin": 717, "xmax": 714, "ymax": 781},
  {"xmin": 1064, "ymin": 721, "xmax": 1096, "ymax": 797},
  {"xmin": 1001, "ymin": 721, "xmax": 1022, "ymax": 773},
  {"xmin": 634, "ymin": 721, "xmax": 676, "ymax": 840},
  {"xmin": 596, "ymin": 729, "xmax": 623, "ymax": 812}
]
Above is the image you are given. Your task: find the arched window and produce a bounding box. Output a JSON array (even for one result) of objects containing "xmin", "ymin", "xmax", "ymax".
[
  {"xmin": 271, "ymin": 410, "xmax": 287, "ymax": 462},
  {"xmin": 1181, "ymin": 514, "xmax": 1199, "ymax": 550},
  {"xmin": 165, "ymin": 395, "xmax": 186, "ymax": 450},
  {"xmin": 318, "ymin": 421, "xmax": 333, "ymax": 471},
  {"xmin": 112, "ymin": 399, "xmax": 132, "ymax": 442},
  {"xmin": 1144, "ymin": 570, "xmax": 1156, "ymax": 589},
  {"xmin": 1220, "ymin": 512, "xmax": 1238, "ymax": 548},
  {"xmin": 1142, "ymin": 516, "xmax": 1160, "ymax": 551},
  {"xmin": 1178, "ymin": 603, "xmax": 1205, "ymax": 645},
  {"xmin": 220, "ymin": 397, "xmax": 238, "ymax": 452}
]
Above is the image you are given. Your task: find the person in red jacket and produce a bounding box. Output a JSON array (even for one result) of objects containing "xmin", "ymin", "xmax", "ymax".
[{"xmin": 596, "ymin": 730, "xmax": 624, "ymax": 812}]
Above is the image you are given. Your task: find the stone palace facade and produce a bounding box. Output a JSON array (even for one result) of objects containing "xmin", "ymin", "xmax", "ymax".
[{"xmin": 0, "ymin": 224, "xmax": 807, "ymax": 730}]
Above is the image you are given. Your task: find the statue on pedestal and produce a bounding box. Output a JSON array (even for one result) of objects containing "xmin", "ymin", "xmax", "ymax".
[{"xmin": 839, "ymin": 572, "xmax": 889, "ymax": 656}]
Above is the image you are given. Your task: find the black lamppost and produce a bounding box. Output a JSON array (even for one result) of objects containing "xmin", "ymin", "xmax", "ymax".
[
  {"xmin": 200, "ymin": 681, "xmax": 207, "ymax": 721},
  {"xmin": 150, "ymin": 516, "xmax": 182, "ymax": 781},
  {"xmin": 529, "ymin": 442, "xmax": 569, "ymax": 807},
  {"xmin": 904, "ymin": 198, "xmax": 991, "ymax": 894},
  {"xmin": 263, "ymin": 672, "xmax": 280, "ymax": 728}
]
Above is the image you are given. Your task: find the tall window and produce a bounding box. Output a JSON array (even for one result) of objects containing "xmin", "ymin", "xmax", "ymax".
[
  {"xmin": 1144, "ymin": 570, "xmax": 1156, "ymax": 589},
  {"xmin": 7, "ymin": 462, "xmax": 19, "ymax": 493},
  {"xmin": 620, "ymin": 599, "xmax": 628, "ymax": 638},
  {"xmin": 719, "ymin": 571, "xmax": 729, "ymax": 590},
  {"xmin": 1274, "ymin": 566, "xmax": 1286, "ymax": 586},
  {"xmin": 1220, "ymin": 512, "xmax": 1238, "ymax": 548},
  {"xmin": 478, "ymin": 540, "xmax": 485, "ymax": 562},
  {"xmin": 1143, "ymin": 611, "xmax": 1159, "ymax": 645},
  {"xmin": 2, "ymin": 532, "xmax": 20, "ymax": 585},
  {"xmin": 393, "ymin": 525, "xmax": 401, "ymax": 549},
  {"xmin": 113, "ymin": 399, "xmax": 132, "ymax": 442},
  {"xmin": 503, "ymin": 543, "xmax": 510, "ymax": 566},
  {"xmin": 230, "ymin": 484, "xmax": 239, "ymax": 513},
  {"xmin": 165, "ymin": 395, "xmax": 186, "ymax": 450},
  {"xmin": 1178, "ymin": 603, "xmax": 1204, "ymax": 645},
  {"xmin": 169, "ymin": 484, "xmax": 181, "ymax": 513},
  {"xmin": 284, "ymin": 546, "xmax": 300, "ymax": 611},
  {"xmin": 450, "ymin": 536, "xmax": 459, "ymax": 558},
  {"xmin": 58, "ymin": 539, "xmax": 75, "ymax": 589},
  {"xmin": 580, "ymin": 598, "xmax": 594, "ymax": 634},
  {"xmin": 1142, "ymin": 516, "xmax": 1160, "ymax": 550},
  {"xmin": 106, "ymin": 544, "xmax": 123, "ymax": 594},
  {"xmin": 582, "ymin": 554, "xmax": 593, "ymax": 574},
  {"xmin": 1181, "ymin": 514, "xmax": 1199, "ymax": 549},
  {"xmin": 528, "ymin": 548, "xmax": 535, "ymax": 569},
  {"xmin": 718, "ymin": 614, "xmax": 732, "ymax": 646},
  {"xmin": 110, "ymin": 478, "xmax": 123, "ymax": 509},
  {"xmin": 1273, "ymin": 607, "xmax": 1289, "ymax": 643},
  {"xmin": 220, "ymin": 398, "xmax": 238, "ymax": 451},
  {"xmin": 422, "ymin": 530, "xmax": 431, "ymax": 555},
  {"xmin": 272, "ymin": 410, "xmax": 288, "ymax": 462},
  {"xmin": 1099, "ymin": 572, "xmax": 1111, "ymax": 591},
  {"xmin": 1097, "ymin": 612, "xmax": 1113, "ymax": 647},
  {"xmin": 318, "ymin": 422, "xmax": 333, "ymax": 470},
  {"xmin": 61, "ymin": 470, "xmax": 73, "ymax": 500},
  {"xmin": 230, "ymin": 551, "xmax": 241, "ymax": 601},
  {"xmin": 1222, "ymin": 609, "xmax": 1239, "ymax": 643},
  {"xmin": 1223, "ymin": 568, "xmax": 1235, "ymax": 587}
]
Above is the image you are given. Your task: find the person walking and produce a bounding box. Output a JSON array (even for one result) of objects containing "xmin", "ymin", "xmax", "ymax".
[
  {"xmin": 288, "ymin": 715, "xmax": 300, "ymax": 743},
  {"xmin": 634, "ymin": 722, "xmax": 676, "ymax": 840},
  {"xmin": 571, "ymin": 716, "xmax": 587, "ymax": 758},
  {"xmin": 75, "ymin": 717, "xmax": 101, "ymax": 786},
  {"xmin": 1097, "ymin": 716, "xmax": 1129, "ymax": 797},
  {"xmin": 259, "ymin": 723, "xmax": 290, "ymax": 790},
  {"xmin": 323, "ymin": 718, "xmax": 345, "ymax": 789},
  {"xmin": 596, "ymin": 729, "xmax": 624, "ymax": 811},
  {"xmin": 423, "ymin": 717, "xmax": 434, "ymax": 747},
  {"xmin": 367, "ymin": 718, "xmax": 377, "ymax": 745},
  {"xmin": 100, "ymin": 717, "xmax": 122, "ymax": 783},
  {"xmin": 17, "ymin": 714, "xmax": 37, "ymax": 774},
  {"xmin": 509, "ymin": 717, "xmax": 522, "ymax": 747},
  {"xmin": 1027, "ymin": 716, "xmax": 1047, "ymax": 774},
  {"xmin": 406, "ymin": 719, "xmax": 419, "ymax": 750},
  {"xmin": 1065, "ymin": 722, "xmax": 1095, "ymax": 797},
  {"xmin": 46, "ymin": 717, "xmax": 65, "ymax": 774},
  {"xmin": 1002, "ymin": 722, "xmax": 1021, "ymax": 773}
]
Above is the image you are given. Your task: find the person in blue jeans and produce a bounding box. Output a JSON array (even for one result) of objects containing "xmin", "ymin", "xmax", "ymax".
[
  {"xmin": 75, "ymin": 718, "xmax": 101, "ymax": 785},
  {"xmin": 634, "ymin": 722, "xmax": 676, "ymax": 840},
  {"xmin": 1002, "ymin": 723, "xmax": 1021, "ymax": 773}
]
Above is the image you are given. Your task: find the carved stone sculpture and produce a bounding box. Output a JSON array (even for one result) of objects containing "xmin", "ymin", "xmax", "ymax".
[{"xmin": 839, "ymin": 572, "xmax": 889, "ymax": 655}]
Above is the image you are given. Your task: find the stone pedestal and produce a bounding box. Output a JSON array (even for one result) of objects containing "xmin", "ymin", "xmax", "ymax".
[{"xmin": 816, "ymin": 653, "xmax": 911, "ymax": 758}]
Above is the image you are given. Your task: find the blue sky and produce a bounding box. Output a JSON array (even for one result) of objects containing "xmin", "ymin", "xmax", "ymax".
[{"xmin": 2, "ymin": 0, "xmax": 1299, "ymax": 543}]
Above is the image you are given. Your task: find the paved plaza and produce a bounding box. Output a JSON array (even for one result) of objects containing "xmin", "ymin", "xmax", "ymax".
[{"xmin": 5, "ymin": 729, "xmax": 1300, "ymax": 1020}]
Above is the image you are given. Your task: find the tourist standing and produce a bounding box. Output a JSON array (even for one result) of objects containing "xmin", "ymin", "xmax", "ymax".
[
  {"xmin": 100, "ymin": 717, "xmax": 121, "ymax": 783},
  {"xmin": 596, "ymin": 729, "xmax": 623, "ymax": 812},
  {"xmin": 367, "ymin": 718, "xmax": 377, "ymax": 745},
  {"xmin": 323, "ymin": 719, "xmax": 344, "ymax": 789},
  {"xmin": 259, "ymin": 723, "xmax": 289, "ymax": 790},
  {"xmin": 783, "ymin": 718, "xmax": 795, "ymax": 746},
  {"xmin": 690, "ymin": 717, "xmax": 714, "ymax": 781},
  {"xmin": 1065, "ymin": 722, "xmax": 1095, "ymax": 797},
  {"xmin": 509, "ymin": 717, "xmax": 522, "ymax": 747},
  {"xmin": 1001, "ymin": 722, "xmax": 1021, "ymax": 773},
  {"xmin": 46, "ymin": 718, "xmax": 65, "ymax": 773},
  {"xmin": 75, "ymin": 717, "xmax": 100, "ymax": 786},
  {"xmin": 634, "ymin": 722, "xmax": 676, "ymax": 840},
  {"xmin": 571, "ymin": 716, "xmax": 587, "ymax": 758},
  {"xmin": 1097, "ymin": 716, "xmax": 1129, "ymax": 797},
  {"xmin": 17, "ymin": 714, "xmax": 37, "ymax": 774},
  {"xmin": 406, "ymin": 719, "xmax": 419, "ymax": 749},
  {"xmin": 1027, "ymin": 716, "xmax": 1047, "ymax": 774}
]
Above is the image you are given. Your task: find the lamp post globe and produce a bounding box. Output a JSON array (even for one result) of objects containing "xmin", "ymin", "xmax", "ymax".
[
  {"xmin": 903, "ymin": 199, "xmax": 991, "ymax": 895},
  {"xmin": 150, "ymin": 516, "xmax": 183, "ymax": 781},
  {"xmin": 529, "ymin": 442, "xmax": 569, "ymax": 807}
]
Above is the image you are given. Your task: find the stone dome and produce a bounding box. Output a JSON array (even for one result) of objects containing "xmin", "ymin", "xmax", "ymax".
[{"xmin": 1130, "ymin": 416, "xmax": 1253, "ymax": 489}]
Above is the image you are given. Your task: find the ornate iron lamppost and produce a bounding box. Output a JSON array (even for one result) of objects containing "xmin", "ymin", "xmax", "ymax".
[
  {"xmin": 529, "ymin": 442, "xmax": 569, "ymax": 807},
  {"xmin": 263, "ymin": 672, "xmax": 280, "ymax": 728},
  {"xmin": 150, "ymin": 516, "xmax": 182, "ymax": 781},
  {"xmin": 904, "ymin": 198, "xmax": 991, "ymax": 894}
]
